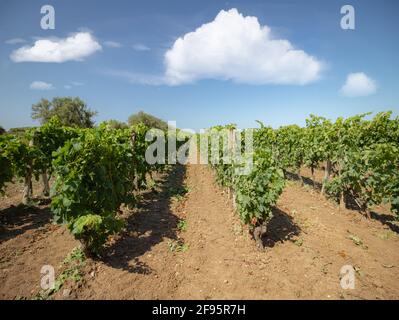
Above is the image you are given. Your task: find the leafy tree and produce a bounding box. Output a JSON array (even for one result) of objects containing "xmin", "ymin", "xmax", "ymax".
[
  {"xmin": 128, "ymin": 111, "xmax": 168, "ymax": 131},
  {"xmin": 102, "ymin": 119, "xmax": 128, "ymax": 129},
  {"xmin": 8, "ymin": 127, "xmax": 34, "ymax": 137},
  {"xmin": 0, "ymin": 126, "xmax": 5, "ymax": 135},
  {"xmin": 32, "ymin": 97, "xmax": 97, "ymax": 128}
]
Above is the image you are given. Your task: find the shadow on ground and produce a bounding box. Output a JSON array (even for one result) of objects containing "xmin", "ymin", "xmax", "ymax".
[
  {"xmin": 286, "ymin": 170, "xmax": 399, "ymax": 234},
  {"xmin": 285, "ymin": 171, "xmax": 322, "ymax": 191},
  {"xmin": 370, "ymin": 211, "xmax": 399, "ymax": 233},
  {"xmin": 101, "ymin": 165, "xmax": 186, "ymax": 273},
  {"xmin": 0, "ymin": 203, "xmax": 52, "ymax": 243},
  {"xmin": 262, "ymin": 207, "xmax": 301, "ymax": 248}
]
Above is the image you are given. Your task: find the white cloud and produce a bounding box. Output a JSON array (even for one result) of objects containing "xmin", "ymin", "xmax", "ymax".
[
  {"xmin": 132, "ymin": 44, "xmax": 150, "ymax": 51},
  {"xmin": 30, "ymin": 81, "xmax": 55, "ymax": 90},
  {"xmin": 71, "ymin": 81, "xmax": 84, "ymax": 86},
  {"xmin": 5, "ymin": 38, "xmax": 26, "ymax": 45},
  {"xmin": 164, "ymin": 8, "xmax": 323, "ymax": 85},
  {"xmin": 104, "ymin": 41, "xmax": 122, "ymax": 48},
  {"xmin": 64, "ymin": 85, "xmax": 72, "ymax": 90},
  {"xmin": 10, "ymin": 32, "xmax": 102, "ymax": 63},
  {"xmin": 340, "ymin": 72, "xmax": 377, "ymax": 97}
]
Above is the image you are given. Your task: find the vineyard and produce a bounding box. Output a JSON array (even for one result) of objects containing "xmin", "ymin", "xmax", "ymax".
[
  {"xmin": 1, "ymin": 112, "xmax": 399, "ymax": 299},
  {"xmin": 206, "ymin": 111, "xmax": 399, "ymax": 247}
]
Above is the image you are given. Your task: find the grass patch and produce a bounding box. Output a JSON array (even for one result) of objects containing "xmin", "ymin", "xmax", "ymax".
[
  {"xmin": 293, "ymin": 238, "xmax": 304, "ymax": 247},
  {"xmin": 33, "ymin": 247, "xmax": 86, "ymax": 300},
  {"xmin": 168, "ymin": 239, "xmax": 189, "ymax": 252},
  {"xmin": 348, "ymin": 234, "xmax": 368, "ymax": 249},
  {"xmin": 177, "ymin": 219, "xmax": 188, "ymax": 232},
  {"xmin": 377, "ymin": 230, "xmax": 396, "ymax": 240},
  {"xmin": 169, "ymin": 185, "xmax": 190, "ymax": 201}
]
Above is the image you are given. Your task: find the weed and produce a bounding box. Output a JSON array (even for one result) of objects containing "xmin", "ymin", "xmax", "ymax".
[
  {"xmin": 169, "ymin": 185, "xmax": 190, "ymax": 200},
  {"xmin": 294, "ymin": 238, "xmax": 304, "ymax": 247},
  {"xmin": 168, "ymin": 240, "xmax": 189, "ymax": 252},
  {"xmin": 33, "ymin": 247, "xmax": 86, "ymax": 300},
  {"xmin": 377, "ymin": 230, "xmax": 396, "ymax": 240},
  {"xmin": 348, "ymin": 234, "xmax": 367, "ymax": 249},
  {"xmin": 177, "ymin": 219, "xmax": 188, "ymax": 232}
]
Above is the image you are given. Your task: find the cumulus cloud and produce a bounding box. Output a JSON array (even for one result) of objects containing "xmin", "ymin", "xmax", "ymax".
[
  {"xmin": 10, "ymin": 32, "xmax": 102, "ymax": 63},
  {"xmin": 340, "ymin": 72, "xmax": 377, "ymax": 97},
  {"xmin": 5, "ymin": 38, "xmax": 26, "ymax": 45},
  {"xmin": 132, "ymin": 44, "xmax": 150, "ymax": 51},
  {"xmin": 164, "ymin": 8, "xmax": 323, "ymax": 85},
  {"xmin": 104, "ymin": 41, "xmax": 122, "ymax": 48},
  {"xmin": 30, "ymin": 81, "xmax": 55, "ymax": 90}
]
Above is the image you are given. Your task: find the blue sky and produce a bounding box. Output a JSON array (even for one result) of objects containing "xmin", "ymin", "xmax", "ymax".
[{"xmin": 0, "ymin": 0, "xmax": 398, "ymax": 130}]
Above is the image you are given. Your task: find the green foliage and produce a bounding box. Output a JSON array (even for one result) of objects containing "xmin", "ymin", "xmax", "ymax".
[
  {"xmin": 70, "ymin": 214, "xmax": 124, "ymax": 256},
  {"xmin": 326, "ymin": 142, "xmax": 399, "ymax": 216},
  {"xmin": 0, "ymin": 136, "xmax": 14, "ymax": 194},
  {"xmin": 128, "ymin": 111, "xmax": 168, "ymax": 131},
  {"xmin": 177, "ymin": 219, "xmax": 188, "ymax": 232},
  {"xmin": 207, "ymin": 126, "xmax": 285, "ymax": 228},
  {"xmin": 101, "ymin": 119, "xmax": 128, "ymax": 129},
  {"xmin": 0, "ymin": 126, "xmax": 5, "ymax": 135},
  {"xmin": 32, "ymin": 97, "xmax": 97, "ymax": 128},
  {"xmin": 274, "ymin": 125, "xmax": 305, "ymax": 170},
  {"xmin": 323, "ymin": 113, "xmax": 399, "ymax": 216},
  {"xmin": 168, "ymin": 185, "xmax": 189, "ymax": 199},
  {"xmin": 0, "ymin": 134, "xmax": 43, "ymax": 182},
  {"xmin": 50, "ymin": 125, "xmax": 152, "ymax": 255},
  {"xmin": 168, "ymin": 239, "xmax": 189, "ymax": 252},
  {"xmin": 234, "ymin": 149, "xmax": 285, "ymax": 226},
  {"xmin": 303, "ymin": 115, "xmax": 332, "ymax": 170},
  {"xmin": 34, "ymin": 247, "xmax": 86, "ymax": 300},
  {"xmin": 28, "ymin": 117, "xmax": 78, "ymax": 174},
  {"xmin": 208, "ymin": 111, "xmax": 398, "ymax": 227},
  {"xmin": 7, "ymin": 127, "xmax": 34, "ymax": 138}
]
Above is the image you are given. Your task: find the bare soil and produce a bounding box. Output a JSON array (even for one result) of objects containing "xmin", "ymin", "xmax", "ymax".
[{"xmin": 1, "ymin": 166, "xmax": 398, "ymax": 300}]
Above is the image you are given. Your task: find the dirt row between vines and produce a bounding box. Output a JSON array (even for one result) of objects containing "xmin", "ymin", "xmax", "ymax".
[{"xmin": 1, "ymin": 165, "xmax": 399, "ymax": 299}]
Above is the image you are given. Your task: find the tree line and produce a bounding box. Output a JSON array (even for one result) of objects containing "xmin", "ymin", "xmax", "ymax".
[{"xmin": 1, "ymin": 97, "xmax": 168, "ymax": 133}]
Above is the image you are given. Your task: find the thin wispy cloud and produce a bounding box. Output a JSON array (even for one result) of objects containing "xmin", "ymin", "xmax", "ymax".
[
  {"xmin": 102, "ymin": 69, "xmax": 166, "ymax": 85},
  {"xmin": 104, "ymin": 41, "xmax": 123, "ymax": 48},
  {"xmin": 340, "ymin": 72, "xmax": 377, "ymax": 97},
  {"xmin": 5, "ymin": 38, "xmax": 26, "ymax": 45},
  {"xmin": 30, "ymin": 81, "xmax": 55, "ymax": 90},
  {"xmin": 10, "ymin": 32, "xmax": 102, "ymax": 63},
  {"xmin": 132, "ymin": 43, "xmax": 150, "ymax": 51},
  {"xmin": 64, "ymin": 81, "xmax": 85, "ymax": 89},
  {"xmin": 71, "ymin": 81, "xmax": 84, "ymax": 86}
]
